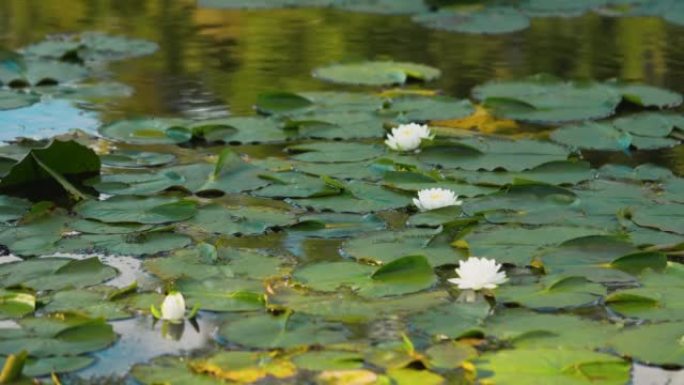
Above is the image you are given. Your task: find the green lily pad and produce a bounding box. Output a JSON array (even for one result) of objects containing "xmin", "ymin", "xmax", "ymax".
[
  {"xmin": 458, "ymin": 225, "xmax": 606, "ymax": 266},
  {"xmin": 75, "ymin": 196, "xmax": 197, "ymax": 224},
  {"xmin": 185, "ymin": 203, "xmax": 297, "ymax": 236},
  {"xmin": 0, "ymin": 59, "xmax": 89, "ymax": 87},
  {"xmin": 485, "ymin": 308, "xmax": 619, "ymax": 349},
  {"xmin": 177, "ymin": 277, "xmax": 265, "ymax": 312},
  {"xmin": 0, "ymin": 257, "xmax": 117, "ymax": 291},
  {"xmin": 334, "ymin": 0, "xmax": 428, "ymax": 14},
  {"xmin": 411, "ymin": 300, "xmax": 490, "ymax": 338},
  {"xmin": 22, "ymin": 32, "xmax": 158, "ymax": 62},
  {"xmin": 287, "ymin": 111, "xmax": 386, "ymax": 140},
  {"xmin": 419, "ymin": 138, "xmax": 569, "ymax": 171},
  {"xmin": 293, "ymin": 255, "xmax": 436, "ymax": 298},
  {"xmin": 477, "ymin": 348, "xmax": 629, "ymax": 385},
  {"xmin": 496, "ymin": 275, "xmax": 606, "ymax": 309},
  {"xmin": 100, "ymin": 151, "xmax": 176, "ymax": 168},
  {"xmin": 56, "ymin": 231, "xmax": 192, "ymax": 257},
  {"xmin": 290, "ymin": 180, "xmax": 410, "ymax": 213},
  {"xmin": 99, "ymin": 118, "xmax": 190, "ymax": 145},
  {"xmin": 290, "ymin": 213, "xmax": 386, "ymax": 238},
  {"xmin": 0, "ymin": 90, "xmax": 40, "ymax": 110},
  {"xmin": 218, "ymin": 312, "xmax": 349, "ymax": 349},
  {"xmin": 131, "ymin": 356, "xmax": 224, "ymax": 385},
  {"xmin": 42, "ymin": 288, "xmax": 130, "ymax": 320},
  {"xmin": 387, "ymin": 95, "xmax": 474, "ymax": 122},
  {"xmin": 0, "ymin": 314, "xmax": 117, "ymax": 357},
  {"xmin": 619, "ymin": 83, "xmax": 683, "ymax": 108},
  {"xmin": 521, "ymin": 0, "xmax": 610, "ymax": 17},
  {"xmin": 313, "ymin": 61, "xmax": 440, "ymax": 86},
  {"xmin": 613, "ymin": 112, "xmax": 684, "ymax": 137},
  {"xmin": 197, "ymin": 0, "xmax": 333, "ymax": 9},
  {"xmin": 606, "ymin": 263, "xmax": 684, "ymax": 322},
  {"xmin": 631, "ymin": 204, "xmax": 684, "ymax": 235},
  {"xmin": 551, "ymin": 121, "xmax": 678, "ymax": 151},
  {"xmin": 446, "ymin": 160, "xmax": 594, "ymax": 187},
  {"xmin": 189, "ymin": 116, "xmax": 287, "ymax": 144},
  {"xmin": 609, "ymin": 322, "xmax": 684, "ymax": 366},
  {"xmin": 293, "ymin": 350, "xmax": 364, "ymax": 371},
  {"xmin": 0, "ymin": 289, "xmax": 35, "ymax": 319},
  {"xmin": 0, "ymin": 195, "xmax": 32, "ymax": 223},
  {"xmin": 472, "ymin": 76, "xmax": 621, "ymax": 124},
  {"xmin": 412, "ymin": 7, "xmax": 530, "ymax": 35},
  {"xmin": 598, "ymin": 163, "xmax": 673, "ymax": 181},
  {"xmin": 343, "ymin": 227, "xmax": 462, "ymax": 266},
  {"xmin": 288, "ymin": 142, "xmax": 385, "ymax": 163},
  {"xmin": 270, "ymin": 287, "xmax": 450, "ymax": 322},
  {"xmin": 255, "ymin": 171, "xmax": 341, "ymax": 198}
]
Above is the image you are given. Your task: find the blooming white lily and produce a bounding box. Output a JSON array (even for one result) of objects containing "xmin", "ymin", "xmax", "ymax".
[
  {"xmin": 160, "ymin": 292, "xmax": 186, "ymax": 322},
  {"xmin": 448, "ymin": 257, "xmax": 508, "ymax": 291},
  {"xmin": 385, "ymin": 123, "xmax": 433, "ymax": 151},
  {"xmin": 413, "ymin": 188, "xmax": 462, "ymax": 212}
]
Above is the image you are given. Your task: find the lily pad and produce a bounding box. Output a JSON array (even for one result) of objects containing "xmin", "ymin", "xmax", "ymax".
[
  {"xmin": 313, "ymin": 61, "xmax": 441, "ymax": 86},
  {"xmin": 472, "ymin": 76, "xmax": 622, "ymax": 124},
  {"xmin": 386, "ymin": 95, "xmax": 474, "ymax": 122},
  {"xmin": 293, "ymin": 255, "xmax": 437, "ymax": 298},
  {"xmin": 343, "ymin": 227, "xmax": 462, "ymax": 266},
  {"xmin": 0, "ymin": 257, "xmax": 117, "ymax": 291},
  {"xmin": 75, "ymin": 196, "xmax": 197, "ymax": 224},
  {"xmin": 412, "ymin": 7, "xmax": 530, "ymax": 35},
  {"xmin": 496, "ymin": 275, "xmax": 606, "ymax": 309},
  {"xmin": 411, "ymin": 300, "xmax": 490, "ymax": 338},
  {"xmin": 288, "ymin": 142, "xmax": 384, "ymax": 163},
  {"xmin": 218, "ymin": 312, "xmax": 349, "ymax": 349},
  {"xmin": 477, "ymin": 348, "xmax": 629, "ymax": 385},
  {"xmin": 99, "ymin": 118, "xmax": 190, "ymax": 145},
  {"xmin": 609, "ymin": 322, "xmax": 684, "ymax": 366},
  {"xmin": 618, "ymin": 83, "xmax": 683, "ymax": 108}
]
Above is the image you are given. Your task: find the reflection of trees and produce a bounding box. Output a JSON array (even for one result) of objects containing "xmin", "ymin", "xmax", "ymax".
[{"xmin": 0, "ymin": 0, "xmax": 681, "ymax": 167}]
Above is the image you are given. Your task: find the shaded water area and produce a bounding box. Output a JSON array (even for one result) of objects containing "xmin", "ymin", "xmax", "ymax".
[{"xmin": 0, "ymin": 0, "xmax": 683, "ymax": 384}]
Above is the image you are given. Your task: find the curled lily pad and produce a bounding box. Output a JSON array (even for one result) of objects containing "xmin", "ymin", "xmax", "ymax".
[
  {"xmin": 412, "ymin": 7, "xmax": 530, "ymax": 35},
  {"xmin": 313, "ymin": 61, "xmax": 441, "ymax": 86}
]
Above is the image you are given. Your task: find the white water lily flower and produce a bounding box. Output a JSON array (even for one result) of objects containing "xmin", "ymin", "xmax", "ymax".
[
  {"xmin": 160, "ymin": 292, "xmax": 186, "ymax": 322},
  {"xmin": 413, "ymin": 188, "xmax": 462, "ymax": 212},
  {"xmin": 385, "ymin": 123, "xmax": 433, "ymax": 151},
  {"xmin": 448, "ymin": 257, "xmax": 508, "ymax": 291}
]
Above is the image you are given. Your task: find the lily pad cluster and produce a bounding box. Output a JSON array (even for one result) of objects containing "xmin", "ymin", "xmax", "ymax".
[{"xmin": 0, "ymin": 32, "xmax": 155, "ymax": 114}]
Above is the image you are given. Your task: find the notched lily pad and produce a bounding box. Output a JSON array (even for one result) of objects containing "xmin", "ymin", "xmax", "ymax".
[
  {"xmin": 313, "ymin": 61, "xmax": 441, "ymax": 86},
  {"xmin": 413, "ymin": 7, "xmax": 530, "ymax": 35}
]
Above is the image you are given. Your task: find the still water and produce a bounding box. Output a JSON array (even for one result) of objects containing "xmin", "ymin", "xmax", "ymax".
[{"xmin": 0, "ymin": 1, "xmax": 682, "ymax": 384}]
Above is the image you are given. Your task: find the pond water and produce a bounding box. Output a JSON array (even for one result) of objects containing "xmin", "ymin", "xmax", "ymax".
[{"xmin": 0, "ymin": 1, "xmax": 683, "ymax": 385}]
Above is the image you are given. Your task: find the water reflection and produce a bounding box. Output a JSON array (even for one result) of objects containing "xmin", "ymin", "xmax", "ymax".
[
  {"xmin": 633, "ymin": 363, "xmax": 684, "ymax": 385},
  {"xmin": 0, "ymin": 98, "xmax": 99, "ymax": 142},
  {"xmin": 79, "ymin": 313, "xmax": 221, "ymax": 378}
]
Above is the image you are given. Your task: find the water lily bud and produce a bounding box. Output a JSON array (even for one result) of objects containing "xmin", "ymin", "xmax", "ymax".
[{"xmin": 160, "ymin": 292, "xmax": 186, "ymax": 322}]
